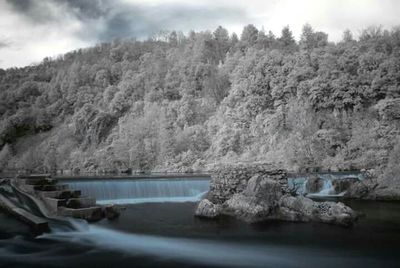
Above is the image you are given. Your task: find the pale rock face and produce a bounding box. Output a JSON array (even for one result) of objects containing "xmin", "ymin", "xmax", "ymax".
[
  {"xmin": 222, "ymin": 175, "xmax": 283, "ymax": 222},
  {"xmin": 195, "ymin": 199, "xmax": 221, "ymax": 218},
  {"xmin": 195, "ymin": 165, "xmax": 358, "ymax": 226},
  {"xmin": 332, "ymin": 177, "xmax": 359, "ymax": 193},
  {"xmin": 279, "ymin": 195, "xmax": 356, "ymax": 226},
  {"xmin": 305, "ymin": 175, "xmax": 324, "ymax": 193},
  {"xmin": 344, "ymin": 181, "xmax": 372, "ymax": 199}
]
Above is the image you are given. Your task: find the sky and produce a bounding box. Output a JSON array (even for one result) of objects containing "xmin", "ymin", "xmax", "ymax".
[{"xmin": 0, "ymin": 0, "xmax": 399, "ymax": 69}]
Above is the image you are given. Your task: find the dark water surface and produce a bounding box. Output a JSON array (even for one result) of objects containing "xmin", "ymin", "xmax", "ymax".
[{"xmin": 1, "ymin": 197, "xmax": 400, "ymax": 267}]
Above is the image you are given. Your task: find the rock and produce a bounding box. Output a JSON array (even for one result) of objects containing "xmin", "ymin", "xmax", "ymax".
[
  {"xmin": 305, "ymin": 175, "xmax": 324, "ymax": 193},
  {"xmin": 224, "ymin": 194, "xmax": 270, "ymax": 223},
  {"xmin": 223, "ymin": 175, "xmax": 282, "ymax": 223},
  {"xmin": 344, "ymin": 181, "xmax": 371, "ymax": 198},
  {"xmin": 370, "ymin": 186, "xmax": 400, "ymax": 201},
  {"xmin": 279, "ymin": 195, "xmax": 357, "ymax": 226},
  {"xmin": 195, "ymin": 199, "xmax": 221, "ymax": 218},
  {"xmin": 207, "ymin": 163, "xmax": 287, "ymax": 204},
  {"xmin": 244, "ymin": 175, "xmax": 283, "ymax": 201},
  {"xmin": 332, "ymin": 177, "xmax": 359, "ymax": 193},
  {"xmin": 195, "ymin": 164, "xmax": 358, "ymax": 227},
  {"xmin": 103, "ymin": 204, "xmax": 121, "ymax": 220}
]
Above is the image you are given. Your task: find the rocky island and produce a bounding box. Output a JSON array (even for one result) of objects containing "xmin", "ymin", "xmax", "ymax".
[{"xmin": 196, "ymin": 164, "xmax": 357, "ymax": 226}]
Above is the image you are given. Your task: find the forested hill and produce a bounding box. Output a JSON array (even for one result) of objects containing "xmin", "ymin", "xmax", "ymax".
[{"xmin": 0, "ymin": 24, "xmax": 399, "ymax": 181}]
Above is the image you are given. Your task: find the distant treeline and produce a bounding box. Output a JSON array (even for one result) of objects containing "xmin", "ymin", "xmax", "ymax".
[{"xmin": 0, "ymin": 24, "xmax": 399, "ymax": 180}]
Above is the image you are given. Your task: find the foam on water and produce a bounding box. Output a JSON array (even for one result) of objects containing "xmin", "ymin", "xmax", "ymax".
[
  {"xmin": 37, "ymin": 223, "xmax": 338, "ymax": 268},
  {"xmin": 67, "ymin": 178, "xmax": 210, "ymax": 205},
  {"xmin": 287, "ymin": 172, "xmax": 363, "ymax": 197}
]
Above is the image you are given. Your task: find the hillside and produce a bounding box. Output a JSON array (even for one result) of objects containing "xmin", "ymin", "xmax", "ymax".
[{"xmin": 0, "ymin": 24, "xmax": 399, "ymax": 184}]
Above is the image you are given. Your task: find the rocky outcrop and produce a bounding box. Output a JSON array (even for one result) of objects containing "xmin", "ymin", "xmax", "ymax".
[
  {"xmin": 279, "ymin": 195, "xmax": 356, "ymax": 226},
  {"xmin": 340, "ymin": 170, "xmax": 400, "ymax": 200},
  {"xmin": 344, "ymin": 180, "xmax": 375, "ymax": 199},
  {"xmin": 369, "ymin": 186, "xmax": 400, "ymax": 200},
  {"xmin": 208, "ymin": 163, "xmax": 288, "ymax": 204},
  {"xmin": 103, "ymin": 204, "xmax": 121, "ymax": 220},
  {"xmin": 305, "ymin": 175, "xmax": 324, "ymax": 193},
  {"xmin": 196, "ymin": 164, "xmax": 357, "ymax": 227},
  {"xmin": 195, "ymin": 199, "xmax": 221, "ymax": 218},
  {"xmin": 222, "ymin": 176, "xmax": 283, "ymax": 222},
  {"xmin": 332, "ymin": 177, "xmax": 359, "ymax": 193}
]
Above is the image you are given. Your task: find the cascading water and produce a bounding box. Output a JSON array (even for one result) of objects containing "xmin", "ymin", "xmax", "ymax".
[
  {"xmin": 307, "ymin": 179, "xmax": 337, "ymax": 197},
  {"xmin": 288, "ymin": 172, "xmax": 363, "ymax": 197},
  {"xmin": 66, "ymin": 178, "xmax": 210, "ymax": 205}
]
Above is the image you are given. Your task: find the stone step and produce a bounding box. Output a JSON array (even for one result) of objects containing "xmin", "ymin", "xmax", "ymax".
[
  {"xmin": 20, "ymin": 178, "xmax": 58, "ymax": 186},
  {"xmin": 65, "ymin": 197, "xmax": 96, "ymax": 209},
  {"xmin": 44, "ymin": 197, "xmax": 67, "ymax": 213},
  {"xmin": 58, "ymin": 206, "xmax": 103, "ymax": 222},
  {"xmin": 33, "ymin": 184, "xmax": 69, "ymax": 192},
  {"xmin": 17, "ymin": 174, "xmax": 51, "ymax": 180},
  {"xmin": 38, "ymin": 190, "xmax": 81, "ymax": 199},
  {"xmin": 0, "ymin": 195, "xmax": 49, "ymax": 234}
]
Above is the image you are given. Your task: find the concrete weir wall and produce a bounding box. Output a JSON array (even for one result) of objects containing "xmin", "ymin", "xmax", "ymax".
[
  {"xmin": 0, "ymin": 174, "xmax": 120, "ymax": 234},
  {"xmin": 0, "ymin": 190, "xmax": 49, "ymax": 234}
]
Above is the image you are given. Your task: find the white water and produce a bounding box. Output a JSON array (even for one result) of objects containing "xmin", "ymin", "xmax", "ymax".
[
  {"xmin": 67, "ymin": 179, "xmax": 210, "ymax": 205},
  {"xmin": 288, "ymin": 173, "xmax": 362, "ymax": 197},
  {"xmin": 37, "ymin": 222, "xmax": 335, "ymax": 268}
]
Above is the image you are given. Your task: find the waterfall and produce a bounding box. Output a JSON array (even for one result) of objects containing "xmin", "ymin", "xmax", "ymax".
[
  {"xmin": 288, "ymin": 172, "xmax": 363, "ymax": 197},
  {"xmin": 309, "ymin": 179, "xmax": 336, "ymax": 197},
  {"xmin": 66, "ymin": 178, "xmax": 210, "ymax": 205}
]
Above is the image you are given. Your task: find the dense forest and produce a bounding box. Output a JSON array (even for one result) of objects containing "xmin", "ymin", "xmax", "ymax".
[{"xmin": 0, "ymin": 24, "xmax": 399, "ymax": 183}]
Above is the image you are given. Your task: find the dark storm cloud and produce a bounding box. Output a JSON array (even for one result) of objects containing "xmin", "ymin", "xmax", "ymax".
[
  {"xmin": 5, "ymin": 0, "xmax": 59, "ymax": 24},
  {"xmin": 6, "ymin": 0, "xmax": 110, "ymax": 25},
  {"xmin": 0, "ymin": 40, "xmax": 11, "ymax": 49},
  {"xmin": 95, "ymin": 4, "xmax": 247, "ymax": 41},
  {"xmin": 5, "ymin": 0, "xmax": 248, "ymax": 42}
]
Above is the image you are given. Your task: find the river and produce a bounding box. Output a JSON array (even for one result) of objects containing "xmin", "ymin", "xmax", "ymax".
[{"xmin": 1, "ymin": 177, "xmax": 399, "ymax": 268}]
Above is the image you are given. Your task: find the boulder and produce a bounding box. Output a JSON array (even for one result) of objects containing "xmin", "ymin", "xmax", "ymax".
[
  {"xmin": 279, "ymin": 195, "xmax": 357, "ymax": 226},
  {"xmin": 207, "ymin": 163, "xmax": 287, "ymax": 204},
  {"xmin": 195, "ymin": 199, "xmax": 221, "ymax": 218},
  {"xmin": 344, "ymin": 181, "xmax": 375, "ymax": 199},
  {"xmin": 305, "ymin": 175, "xmax": 324, "ymax": 193},
  {"xmin": 369, "ymin": 186, "xmax": 400, "ymax": 201},
  {"xmin": 332, "ymin": 177, "xmax": 359, "ymax": 193},
  {"xmin": 103, "ymin": 204, "xmax": 121, "ymax": 220},
  {"xmin": 222, "ymin": 175, "xmax": 282, "ymax": 223}
]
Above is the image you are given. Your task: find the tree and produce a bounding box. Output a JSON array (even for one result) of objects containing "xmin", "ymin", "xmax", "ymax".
[
  {"xmin": 213, "ymin": 26, "xmax": 230, "ymax": 62},
  {"xmin": 168, "ymin": 31, "xmax": 178, "ymax": 47},
  {"xmin": 342, "ymin": 29, "xmax": 354, "ymax": 43},
  {"xmin": 279, "ymin": 26, "xmax": 296, "ymax": 49},
  {"xmin": 300, "ymin": 24, "xmax": 328, "ymax": 50},
  {"xmin": 241, "ymin": 24, "xmax": 259, "ymax": 47}
]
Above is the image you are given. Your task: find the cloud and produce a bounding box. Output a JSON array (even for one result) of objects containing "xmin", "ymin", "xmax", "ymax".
[
  {"xmin": 93, "ymin": 4, "xmax": 247, "ymax": 41},
  {"xmin": 5, "ymin": 0, "xmax": 108, "ymax": 22},
  {"xmin": 0, "ymin": 40, "xmax": 10, "ymax": 49},
  {"xmin": 0, "ymin": 0, "xmax": 251, "ymax": 68},
  {"xmin": 4, "ymin": 0, "xmax": 248, "ymax": 42},
  {"xmin": 1, "ymin": 0, "xmax": 400, "ymax": 68}
]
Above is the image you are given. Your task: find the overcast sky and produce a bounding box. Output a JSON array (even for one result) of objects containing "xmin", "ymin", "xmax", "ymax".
[{"xmin": 0, "ymin": 0, "xmax": 399, "ymax": 69}]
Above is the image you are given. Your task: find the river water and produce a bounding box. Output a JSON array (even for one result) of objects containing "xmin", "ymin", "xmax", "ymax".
[{"xmin": 1, "ymin": 178, "xmax": 400, "ymax": 268}]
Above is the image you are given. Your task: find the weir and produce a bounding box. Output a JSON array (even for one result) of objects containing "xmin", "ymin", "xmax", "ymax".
[{"xmin": 66, "ymin": 178, "xmax": 211, "ymax": 205}]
